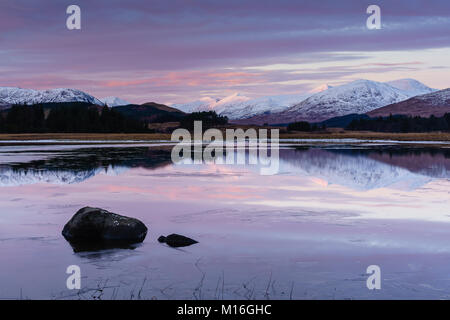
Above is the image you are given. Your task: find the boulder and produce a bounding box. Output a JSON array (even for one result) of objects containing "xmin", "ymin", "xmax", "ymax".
[
  {"xmin": 158, "ymin": 234, "xmax": 198, "ymax": 247},
  {"xmin": 62, "ymin": 207, "xmax": 148, "ymax": 246}
]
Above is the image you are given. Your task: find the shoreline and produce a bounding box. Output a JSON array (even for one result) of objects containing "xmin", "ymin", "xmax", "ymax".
[{"xmin": 0, "ymin": 131, "xmax": 449, "ymax": 143}]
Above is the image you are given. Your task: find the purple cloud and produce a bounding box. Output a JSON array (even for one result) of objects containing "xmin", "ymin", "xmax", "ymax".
[{"xmin": 1, "ymin": 0, "xmax": 449, "ymax": 103}]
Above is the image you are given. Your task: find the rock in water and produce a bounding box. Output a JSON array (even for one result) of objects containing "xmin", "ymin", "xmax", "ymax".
[
  {"xmin": 62, "ymin": 207, "xmax": 148, "ymax": 246},
  {"xmin": 158, "ymin": 234, "xmax": 198, "ymax": 247}
]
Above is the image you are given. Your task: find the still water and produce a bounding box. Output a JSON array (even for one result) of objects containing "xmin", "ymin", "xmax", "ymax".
[{"xmin": 0, "ymin": 142, "xmax": 449, "ymax": 299}]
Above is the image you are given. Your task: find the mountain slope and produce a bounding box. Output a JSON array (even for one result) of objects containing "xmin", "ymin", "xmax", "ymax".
[
  {"xmin": 172, "ymin": 97, "xmax": 218, "ymax": 113},
  {"xmin": 114, "ymin": 103, "xmax": 184, "ymax": 123},
  {"xmin": 100, "ymin": 96, "xmax": 130, "ymax": 107},
  {"xmin": 173, "ymin": 79, "xmax": 434, "ymax": 123},
  {"xmin": 0, "ymin": 87, "xmax": 103, "ymax": 106},
  {"xmin": 317, "ymin": 113, "xmax": 371, "ymax": 128},
  {"xmin": 173, "ymin": 93, "xmax": 252, "ymax": 116},
  {"xmin": 172, "ymin": 85, "xmax": 332, "ymax": 120},
  {"xmin": 367, "ymin": 88, "xmax": 450, "ymax": 118},
  {"xmin": 217, "ymin": 93, "xmax": 313, "ymax": 119},
  {"xmin": 238, "ymin": 79, "xmax": 435, "ymax": 124},
  {"xmin": 386, "ymin": 78, "xmax": 436, "ymax": 96},
  {"xmin": 142, "ymin": 102, "xmax": 184, "ymax": 113},
  {"xmin": 273, "ymin": 80, "xmax": 410, "ymax": 123}
]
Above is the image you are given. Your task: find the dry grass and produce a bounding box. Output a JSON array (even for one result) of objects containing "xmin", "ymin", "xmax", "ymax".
[
  {"xmin": 147, "ymin": 122, "xmax": 180, "ymax": 132},
  {"xmin": 0, "ymin": 129, "xmax": 449, "ymax": 142},
  {"xmin": 279, "ymin": 129, "xmax": 450, "ymax": 141}
]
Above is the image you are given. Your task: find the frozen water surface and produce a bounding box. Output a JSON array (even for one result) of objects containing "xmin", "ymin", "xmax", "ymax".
[{"xmin": 0, "ymin": 142, "xmax": 449, "ymax": 299}]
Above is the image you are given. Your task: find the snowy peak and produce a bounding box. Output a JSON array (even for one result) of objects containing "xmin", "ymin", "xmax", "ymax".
[
  {"xmin": 172, "ymin": 79, "xmax": 437, "ymax": 121},
  {"xmin": 100, "ymin": 96, "xmax": 131, "ymax": 107},
  {"xmin": 281, "ymin": 79, "xmax": 410, "ymax": 121},
  {"xmin": 172, "ymin": 97, "xmax": 218, "ymax": 113},
  {"xmin": 218, "ymin": 92, "xmax": 315, "ymax": 119},
  {"xmin": 0, "ymin": 87, "xmax": 103, "ymax": 106},
  {"xmin": 172, "ymin": 93, "xmax": 251, "ymax": 115},
  {"xmin": 385, "ymin": 79, "xmax": 436, "ymax": 96},
  {"xmin": 309, "ymin": 84, "xmax": 333, "ymax": 93},
  {"xmin": 213, "ymin": 93, "xmax": 251, "ymax": 113},
  {"xmin": 172, "ymin": 91, "xmax": 313, "ymax": 119},
  {"xmin": 251, "ymin": 79, "xmax": 439, "ymax": 123}
]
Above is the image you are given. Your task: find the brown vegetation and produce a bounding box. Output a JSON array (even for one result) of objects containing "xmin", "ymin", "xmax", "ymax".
[{"xmin": 0, "ymin": 129, "xmax": 449, "ymax": 142}]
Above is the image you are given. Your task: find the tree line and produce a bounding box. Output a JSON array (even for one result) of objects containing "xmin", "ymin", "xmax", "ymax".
[
  {"xmin": 287, "ymin": 121, "xmax": 326, "ymax": 132},
  {"xmin": 0, "ymin": 104, "xmax": 149, "ymax": 133},
  {"xmin": 346, "ymin": 114, "xmax": 450, "ymax": 132},
  {"xmin": 179, "ymin": 111, "xmax": 228, "ymax": 130}
]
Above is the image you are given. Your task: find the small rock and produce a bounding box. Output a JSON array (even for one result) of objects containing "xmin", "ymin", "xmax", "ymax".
[
  {"xmin": 158, "ymin": 234, "xmax": 198, "ymax": 247},
  {"xmin": 62, "ymin": 207, "xmax": 148, "ymax": 250}
]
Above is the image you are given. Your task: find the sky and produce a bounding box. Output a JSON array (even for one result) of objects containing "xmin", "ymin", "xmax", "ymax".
[{"xmin": 1, "ymin": 0, "xmax": 450, "ymax": 105}]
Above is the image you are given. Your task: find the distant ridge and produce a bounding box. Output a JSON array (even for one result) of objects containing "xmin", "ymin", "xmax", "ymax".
[
  {"xmin": 367, "ymin": 88, "xmax": 450, "ymax": 118},
  {"xmin": 113, "ymin": 103, "xmax": 184, "ymax": 123},
  {"xmin": 0, "ymin": 87, "xmax": 103, "ymax": 106},
  {"xmin": 100, "ymin": 96, "xmax": 130, "ymax": 107},
  {"xmin": 142, "ymin": 102, "xmax": 184, "ymax": 113},
  {"xmin": 174, "ymin": 78, "xmax": 435, "ymax": 123},
  {"xmin": 171, "ymin": 85, "xmax": 331, "ymax": 119}
]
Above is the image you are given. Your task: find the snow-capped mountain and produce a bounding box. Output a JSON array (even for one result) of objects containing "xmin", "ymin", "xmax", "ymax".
[
  {"xmin": 0, "ymin": 87, "xmax": 103, "ymax": 106},
  {"xmin": 100, "ymin": 96, "xmax": 131, "ymax": 107},
  {"xmin": 217, "ymin": 93, "xmax": 313, "ymax": 119},
  {"xmin": 172, "ymin": 85, "xmax": 332, "ymax": 119},
  {"xmin": 172, "ymin": 97, "xmax": 219, "ymax": 113},
  {"xmin": 239, "ymin": 79, "xmax": 435, "ymax": 124},
  {"xmin": 212, "ymin": 93, "xmax": 252, "ymax": 114},
  {"xmin": 281, "ymin": 79, "xmax": 411, "ymax": 122},
  {"xmin": 368, "ymin": 88, "xmax": 450, "ymax": 118},
  {"xmin": 172, "ymin": 93, "xmax": 251, "ymax": 114},
  {"xmin": 386, "ymin": 78, "xmax": 436, "ymax": 96},
  {"xmin": 172, "ymin": 79, "xmax": 434, "ymax": 122}
]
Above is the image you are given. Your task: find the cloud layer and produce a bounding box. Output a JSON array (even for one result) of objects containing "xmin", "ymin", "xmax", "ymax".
[{"xmin": 1, "ymin": 0, "xmax": 449, "ymax": 103}]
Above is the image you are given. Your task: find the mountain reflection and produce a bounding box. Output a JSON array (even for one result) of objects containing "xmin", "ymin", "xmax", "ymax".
[
  {"xmin": 0, "ymin": 145, "xmax": 449, "ymax": 190},
  {"xmin": 279, "ymin": 147, "xmax": 450, "ymax": 190},
  {"xmin": 0, "ymin": 147, "xmax": 173, "ymax": 186}
]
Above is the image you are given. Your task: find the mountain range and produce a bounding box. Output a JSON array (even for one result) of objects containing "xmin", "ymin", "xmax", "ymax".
[
  {"xmin": 100, "ymin": 96, "xmax": 131, "ymax": 107},
  {"xmin": 180, "ymin": 79, "xmax": 437, "ymax": 124},
  {"xmin": 0, "ymin": 87, "xmax": 104, "ymax": 106},
  {"xmin": 172, "ymin": 84, "xmax": 334, "ymax": 120},
  {"xmin": 0, "ymin": 78, "xmax": 447, "ymax": 125}
]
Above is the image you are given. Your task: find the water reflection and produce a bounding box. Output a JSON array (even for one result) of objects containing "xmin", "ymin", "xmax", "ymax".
[
  {"xmin": 0, "ymin": 147, "xmax": 172, "ymax": 186},
  {"xmin": 68, "ymin": 241, "xmax": 142, "ymax": 254},
  {"xmin": 280, "ymin": 147, "xmax": 450, "ymax": 190},
  {"xmin": 0, "ymin": 145, "xmax": 448, "ymax": 190},
  {"xmin": 0, "ymin": 144, "xmax": 449, "ymax": 299}
]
